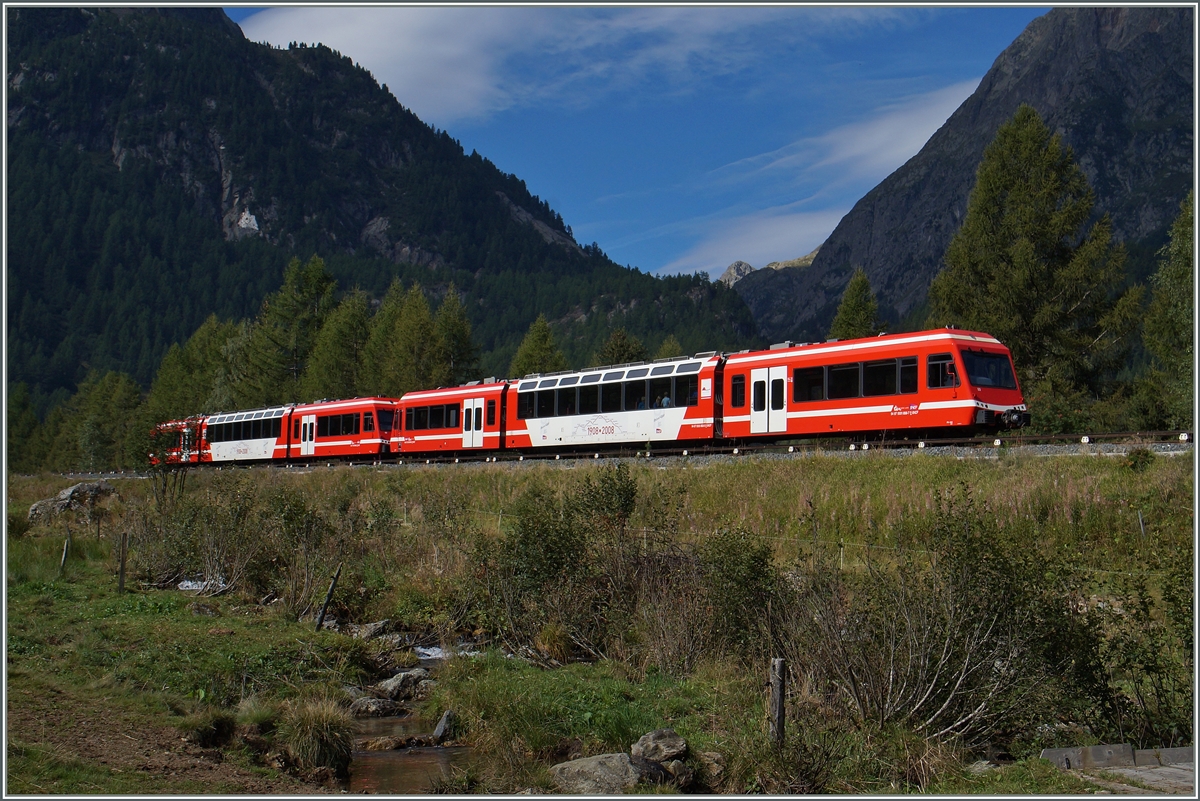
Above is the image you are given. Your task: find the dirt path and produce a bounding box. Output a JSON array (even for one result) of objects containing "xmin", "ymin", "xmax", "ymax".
[{"xmin": 6, "ymin": 677, "xmax": 330, "ymax": 794}]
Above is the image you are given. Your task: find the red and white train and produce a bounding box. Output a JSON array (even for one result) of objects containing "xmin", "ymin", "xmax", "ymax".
[{"xmin": 150, "ymin": 327, "xmax": 1029, "ymax": 465}]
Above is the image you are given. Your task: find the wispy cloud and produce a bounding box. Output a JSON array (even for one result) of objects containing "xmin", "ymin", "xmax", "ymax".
[
  {"xmin": 239, "ymin": 7, "xmax": 918, "ymax": 125},
  {"xmin": 658, "ymin": 207, "xmax": 848, "ymax": 277},
  {"xmin": 709, "ymin": 79, "xmax": 980, "ymax": 197}
]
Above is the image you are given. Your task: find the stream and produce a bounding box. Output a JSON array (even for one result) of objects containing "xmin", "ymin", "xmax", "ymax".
[{"xmin": 348, "ymin": 648, "xmax": 477, "ymax": 793}]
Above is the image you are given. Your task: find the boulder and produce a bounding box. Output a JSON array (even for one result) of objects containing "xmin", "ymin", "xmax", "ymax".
[
  {"xmin": 549, "ymin": 753, "xmax": 642, "ymax": 794},
  {"xmin": 347, "ymin": 619, "xmax": 393, "ymax": 640},
  {"xmin": 348, "ymin": 697, "xmax": 402, "ymax": 717},
  {"xmin": 698, "ymin": 751, "xmax": 726, "ymax": 784},
  {"xmin": 28, "ymin": 481, "xmax": 119, "ymax": 522},
  {"xmin": 372, "ymin": 668, "xmax": 429, "ymax": 701},
  {"xmin": 432, "ymin": 709, "xmax": 455, "ymax": 743},
  {"xmin": 662, "ymin": 759, "xmax": 695, "ymax": 788},
  {"xmin": 630, "ymin": 728, "xmax": 687, "ymax": 763},
  {"xmin": 414, "ymin": 679, "xmax": 437, "ymax": 700}
]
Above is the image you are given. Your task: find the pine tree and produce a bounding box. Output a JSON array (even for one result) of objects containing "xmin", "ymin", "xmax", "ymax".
[
  {"xmin": 928, "ymin": 105, "xmax": 1141, "ymax": 394},
  {"xmin": 143, "ymin": 314, "xmax": 240, "ymax": 421},
  {"xmin": 509, "ymin": 314, "xmax": 568, "ymax": 378},
  {"xmin": 300, "ymin": 289, "xmax": 371, "ymax": 402},
  {"xmin": 6, "ymin": 382, "xmax": 43, "ymax": 473},
  {"xmin": 435, "ymin": 283, "xmax": 480, "ymax": 385},
  {"xmin": 654, "ymin": 335, "xmax": 684, "ymax": 360},
  {"xmin": 358, "ymin": 278, "xmax": 405, "ymax": 397},
  {"xmin": 1144, "ymin": 191, "xmax": 1194, "ymax": 428},
  {"xmin": 594, "ymin": 328, "xmax": 648, "ymax": 366},
  {"xmin": 828, "ymin": 268, "xmax": 883, "ymax": 341}
]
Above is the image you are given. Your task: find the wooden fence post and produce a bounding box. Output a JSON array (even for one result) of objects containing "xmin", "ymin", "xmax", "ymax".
[
  {"xmin": 769, "ymin": 657, "xmax": 787, "ymax": 746},
  {"xmin": 315, "ymin": 563, "xmax": 342, "ymax": 632},
  {"xmin": 118, "ymin": 529, "xmax": 128, "ymax": 594}
]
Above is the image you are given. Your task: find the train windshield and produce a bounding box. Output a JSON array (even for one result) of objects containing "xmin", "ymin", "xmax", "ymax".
[{"xmin": 962, "ymin": 350, "xmax": 1017, "ymax": 389}]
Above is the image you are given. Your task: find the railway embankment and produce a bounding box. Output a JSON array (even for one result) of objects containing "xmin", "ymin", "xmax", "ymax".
[{"xmin": 7, "ymin": 449, "xmax": 1192, "ymax": 793}]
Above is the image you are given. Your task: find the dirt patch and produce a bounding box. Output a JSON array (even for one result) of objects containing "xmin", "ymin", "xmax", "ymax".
[{"xmin": 6, "ymin": 680, "xmax": 330, "ymax": 794}]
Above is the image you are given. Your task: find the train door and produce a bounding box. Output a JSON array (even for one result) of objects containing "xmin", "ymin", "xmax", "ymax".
[
  {"xmin": 462, "ymin": 398, "xmax": 484, "ymax": 448},
  {"xmin": 750, "ymin": 368, "xmax": 769, "ymax": 433},
  {"xmin": 768, "ymin": 365, "xmax": 788, "ymax": 434},
  {"xmin": 301, "ymin": 414, "xmax": 316, "ymax": 456},
  {"xmin": 750, "ymin": 367, "xmax": 788, "ymax": 434}
]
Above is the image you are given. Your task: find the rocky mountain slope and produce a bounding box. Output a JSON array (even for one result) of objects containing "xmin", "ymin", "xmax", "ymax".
[
  {"xmin": 7, "ymin": 7, "xmax": 760, "ymax": 402},
  {"xmin": 735, "ymin": 7, "xmax": 1193, "ymax": 344}
]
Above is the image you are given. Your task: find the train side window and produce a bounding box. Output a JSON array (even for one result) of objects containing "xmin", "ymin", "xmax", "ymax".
[
  {"xmin": 486, "ymin": 400, "xmax": 496, "ymax": 426},
  {"xmin": 730, "ymin": 374, "xmax": 746, "ymax": 408},
  {"xmin": 579, "ymin": 384, "xmax": 599, "ymax": 414},
  {"xmin": 793, "ymin": 367, "xmax": 824, "ymax": 402},
  {"xmin": 899, "ymin": 358, "xmax": 918, "ymax": 393},
  {"xmin": 348, "ymin": 413, "xmax": 361, "ymax": 435},
  {"xmin": 405, "ymin": 408, "xmax": 414, "ymax": 430},
  {"xmin": 674, "ymin": 374, "xmax": 698, "ymax": 407},
  {"xmin": 252, "ymin": 419, "xmax": 263, "ymax": 439},
  {"xmin": 649, "ymin": 377, "xmax": 672, "ymax": 408},
  {"xmin": 927, "ymin": 353, "xmax": 960, "ymax": 388},
  {"xmin": 317, "ymin": 416, "xmax": 330, "ymax": 437},
  {"xmin": 414, "ymin": 407, "xmax": 429, "ymax": 430},
  {"xmin": 537, "ymin": 390, "xmax": 556, "ymax": 417},
  {"xmin": 863, "ymin": 359, "xmax": 898, "ymax": 397},
  {"xmin": 828, "ymin": 363, "xmax": 861, "ymax": 399},
  {"xmin": 601, "ymin": 383, "xmax": 622, "ymax": 413},
  {"xmin": 363, "ymin": 413, "xmax": 375, "ymax": 432},
  {"xmin": 430, "ymin": 405, "xmax": 445, "ymax": 429},
  {"xmin": 446, "ymin": 404, "xmax": 459, "ymax": 429},
  {"xmin": 752, "ymin": 380, "xmax": 766, "ymax": 412},
  {"xmin": 557, "ymin": 388, "xmax": 577, "ymax": 415},
  {"xmin": 517, "ymin": 392, "xmax": 536, "ymax": 419},
  {"xmin": 624, "ymin": 379, "xmax": 648, "ymax": 410},
  {"xmin": 770, "ymin": 378, "xmax": 785, "ymax": 410}
]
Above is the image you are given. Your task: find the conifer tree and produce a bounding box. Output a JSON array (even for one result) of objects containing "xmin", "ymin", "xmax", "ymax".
[
  {"xmin": 358, "ymin": 278, "xmax": 406, "ymax": 396},
  {"xmin": 928, "ymin": 105, "xmax": 1141, "ymax": 393},
  {"xmin": 509, "ymin": 314, "xmax": 568, "ymax": 378},
  {"xmin": 654, "ymin": 335, "xmax": 685, "ymax": 360},
  {"xmin": 1144, "ymin": 191, "xmax": 1194, "ymax": 428},
  {"xmin": 594, "ymin": 328, "xmax": 648, "ymax": 366},
  {"xmin": 435, "ymin": 283, "xmax": 480, "ymax": 385},
  {"xmin": 828, "ymin": 268, "xmax": 883, "ymax": 341},
  {"xmin": 300, "ymin": 289, "xmax": 371, "ymax": 402},
  {"xmin": 243, "ymin": 255, "xmax": 337, "ymax": 405},
  {"xmin": 143, "ymin": 314, "xmax": 240, "ymax": 420}
]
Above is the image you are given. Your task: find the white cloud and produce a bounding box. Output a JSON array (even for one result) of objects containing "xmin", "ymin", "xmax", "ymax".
[
  {"xmin": 711, "ymin": 79, "xmax": 980, "ymax": 195},
  {"xmin": 238, "ymin": 7, "xmax": 917, "ymax": 126},
  {"xmin": 658, "ymin": 207, "xmax": 848, "ymax": 278}
]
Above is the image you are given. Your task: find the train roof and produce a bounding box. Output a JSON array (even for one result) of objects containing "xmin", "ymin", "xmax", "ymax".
[{"xmin": 723, "ymin": 328, "xmax": 1007, "ymax": 365}]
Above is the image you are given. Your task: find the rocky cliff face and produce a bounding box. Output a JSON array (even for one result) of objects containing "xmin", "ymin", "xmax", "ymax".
[{"xmin": 737, "ymin": 7, "xmax": 1193, "ymax": 344}]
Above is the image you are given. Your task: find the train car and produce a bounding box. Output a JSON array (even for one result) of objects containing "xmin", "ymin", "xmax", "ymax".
[
  {"xmin": 204, "ymin": 405, "xmax": 293, "ymax": 463},
  {"xmin": 720, "ymin": 327, "xmax": 1028, "ymax": 441},
  {"xmin": 287, "ymin": 397, "xmax": 400, "ymax": 461},
  {"xmin": 396, "ymin": 381, "xmax": 508, "ymax": 455},
  {"xmin": 503, "ymin": 353, "xmax": 723, "ymax": 451},
  {"xmin": 148, "ymin": 416, "xmax": 205, "ymax": 465}
]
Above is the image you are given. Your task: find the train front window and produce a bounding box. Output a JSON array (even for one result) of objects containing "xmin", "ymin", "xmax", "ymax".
[
  {"xmin": 962, "ymin": 350, "xmax": 1017, "ymax": 389},
  {"xmin": 378, "ymin": 410, "xmax": 394, "ymax": 431},
  {"xmin": 927, "ymin": 353, "xmax": 960, "ymax": 389}
]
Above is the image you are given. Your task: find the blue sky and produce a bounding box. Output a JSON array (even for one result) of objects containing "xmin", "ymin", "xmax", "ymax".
[{"xmin": 227, "ymin": 6, "xmax": 1049, "ymax": 278}]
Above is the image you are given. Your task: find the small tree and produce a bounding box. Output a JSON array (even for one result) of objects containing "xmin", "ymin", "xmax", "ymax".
[
  {"xmin": 928, "ymin": 105, "xmax": 1141, "ymax": 394},
  {"xmin": 654, "ymin": 335, "xmax": 685, "ymax": 360},
  {"xmin": 300, "ymin": 290, "xmax": 371, "ymax": 402},
  {"xmin": 828, "ymin": 268, "xmax": 883, "ymax": 341},
  {"xmin": 435, "ymin": 283, "xmax": 480, "ymax": 386},
  {"xmin": 509, "ymin": 315, "xmax": 567, "ymax": 378},
  {"xmin": 1143, "ymin": 191, "xmax": 1193, "ymax": 429},
  {"xmin": 593, "ymin": 328, "xmax": 648, "ymax": 366}
]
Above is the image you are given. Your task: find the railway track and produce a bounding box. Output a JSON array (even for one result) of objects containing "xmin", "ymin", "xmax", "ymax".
[{"xmin": 48, "ymin": 431, "xmax": 1192, "ymax": 480}]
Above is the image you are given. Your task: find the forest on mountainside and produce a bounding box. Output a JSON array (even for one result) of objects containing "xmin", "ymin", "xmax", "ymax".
[{"xmin": 7, "ymin": 7, "xmax": 761, "ymax": 417}]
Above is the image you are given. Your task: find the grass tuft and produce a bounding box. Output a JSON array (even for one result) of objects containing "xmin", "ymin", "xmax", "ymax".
[{"xmin": 276, "ymin": 697, "xmax": 354, "ymax": 777}]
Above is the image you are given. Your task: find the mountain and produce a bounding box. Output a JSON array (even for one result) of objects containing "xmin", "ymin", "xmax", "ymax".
[
  {"xmin": 7, "ymin": 7, "xmax": 761, "ymax": 405},
  {"xmin": 735, "ymin": 7, "xmax": 1193, "ymax": 344}
]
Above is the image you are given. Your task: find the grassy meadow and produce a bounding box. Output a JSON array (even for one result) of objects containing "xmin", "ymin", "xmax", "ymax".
[{"xmin": 5, "ymin": 448, "xmax": 1192, "ymax": 793}]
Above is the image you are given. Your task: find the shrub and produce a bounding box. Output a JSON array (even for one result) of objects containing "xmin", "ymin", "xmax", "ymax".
[
  {"xmin": 177, "ymin": 706, "xmax": 236, "ymax": 747},
  {"xmin": 1124, "ymin": 447, "xmax": 1155, "ymax": 472},
  {"xmin": 276, "ymin": 697, "xmax": 354, "ymax": 777}
]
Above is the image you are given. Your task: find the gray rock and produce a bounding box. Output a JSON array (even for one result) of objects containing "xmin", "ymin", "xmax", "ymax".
[
  {"xmin": 348, "ymin": 619, "xmax": 392, "ymax": 640},
  {"xmin": 348, "ymin": 697, "xmax": 402, "ymax": 717},
  {"xmin": 432, "ymin": 709, "xmax": 455, "ymax": 743},
  {"xmin": 372, "ymin": 668, "xmax": 430, "ymax": 700},
  {"xmin": 549, "ymin": 753, "xmax": 642, "ymax": 794},
  {"xmin": 28, "ymin": 480, "xmax": 119, "ymax": 521},
  {"xmin": 630, "ymin": 728, "xmax": 688, "ymax": 763},
  {"xmin": 662, "ymin": 759, "xmax": 695, "ymax": 788},
  {"xmin": 698, "ymin": 751, "xmax": 726, "ymax": 784},
  {"xmin": 413, "ymin": 679, "xmax": 437, "ymax": 701}
]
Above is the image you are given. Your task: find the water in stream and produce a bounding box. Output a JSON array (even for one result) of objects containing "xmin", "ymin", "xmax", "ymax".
[{"xmin": 349, "ymin": 714, "xmax": 474, "ymax": 793}]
